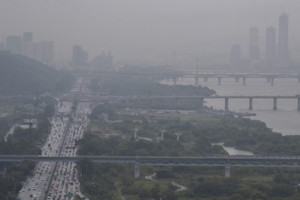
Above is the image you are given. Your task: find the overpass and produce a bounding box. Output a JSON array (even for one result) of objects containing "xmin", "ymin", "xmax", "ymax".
[
  {"xmin": 2, "ymin": 155, "xmax": 300, "ymax": 178},
  {"xmin": 61, "ymin": 94, "xmax": 300, "ymax": 111}
]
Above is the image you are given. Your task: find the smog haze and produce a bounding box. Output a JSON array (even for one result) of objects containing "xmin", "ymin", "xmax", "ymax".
[{"xmin": 0, "ymin": 0, "xmax": 299, "ymax": 65}]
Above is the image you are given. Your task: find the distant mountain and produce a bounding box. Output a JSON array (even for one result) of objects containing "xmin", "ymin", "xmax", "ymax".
[{"xmin": 0, "ymin": 52, "xmax": 74, "ymax": 95}]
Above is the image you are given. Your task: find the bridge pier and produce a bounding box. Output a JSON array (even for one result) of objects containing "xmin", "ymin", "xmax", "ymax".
[
  {"xmin": 249, "ymin": 98, "xmax": 253, "ymax": 110},
  {"xmin": 172, "ymin": 77, "xmax": 177, "ymax": 85},
  {"xmin": 225, "ymin": 165, "xmax": 231, "ymax": 178},
  {"xmin": 176, "ymin": 98, "xmax": 180, "ymax": 106},
  {"xmin": 273, "ymin": 98, "xmax": 277, "ymax": 110},
  {"xmin": 160, "ymin": 130, "xmax": 165, "ymax": 141},
  {"xmin": 235, "ymin": 76, "xmax": 240, "ymax": 82},
  {"xmin": 175, "ymin": 133, "xmax": 182, "ymax": 141},
  {"xmin": 218, "ymin": 77, "xmax": 222, "ymax": 86},
  {"xmin": 242, "ymin": 77, "xmax": 246, "ymax": 86},
  {"xmin": 133, "ymin": 128, "xmax": 138, "ymax": 140},
  {"xmin": 298, "ymin": 98, "xmax": 300, "ymax": 111},
  {"xmin": 271, "ymin": 78, "xmax": 274, "ymax": 86},
  {"xmin": 134, "ymin": 162, "xmax": 140, "ymax": 179},
  {"xmin": 225, "ymin": 97, "xmax": 229, "ymax": 111},
  {"xmin": 199, "ymin": 98, "xmax": 204, "ymax": 108},
  {"xmin": 195, "ymin": 77, "xmax": 199, "ymax": 85}
]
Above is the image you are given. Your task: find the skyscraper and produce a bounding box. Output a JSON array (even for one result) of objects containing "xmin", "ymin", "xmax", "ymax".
[
  {"xmin": 23, "ymin": 32, "xmax": 33, "ymax": 43},
  {"xmin": 32, "ymin": 41, "xmax": 54, "ymax": 64},
  {"xmin": 40, "ymin": 41, "xmax": 54, "ymax": 64},
  {"xmin": 266, "ymin": 26, "xmax": 276, "ymax": 67},
  {"xmin": 0, "ymin": 43, "xmax": 5, "ymax": 51},
  {"xmin": 91, "ymin": 52, "xmax": 114, "ymax": 71},
  {"xmin": 72, "ymin": 45, "xmax": 88, "ymax": 67},
  {"xmin": 6, "ymin": 35, "xmax": 22, "ymax": 54},
  {"xmin": 278, "ymin": 13, "xmax": 289, "ymax": 66},
  {"xmin": 249, "ymin": 28, "xmax": 260, "ymax": 61},
  {"xmin": 22, "ymin": 32, "xmax": 33, "ymax": 58}
]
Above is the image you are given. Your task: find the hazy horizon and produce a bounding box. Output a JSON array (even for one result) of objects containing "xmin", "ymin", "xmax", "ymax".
[{"xmin": 1, "ymin": 0, "xmax": 300, "ymax": 65}]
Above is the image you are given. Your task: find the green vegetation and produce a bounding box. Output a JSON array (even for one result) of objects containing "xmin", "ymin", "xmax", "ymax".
[
  {"xmin": 0, "ymin": 98, "xmax": 55, "ymax": 155},
  {"xmin": 78, "ymin": 99, "xmax": 300, "ymax": 199},
  {"xmin": 0, "ymin": 161, "xmax": 35, "ymax": 200},
  {"xmin": 86, "ymin": 104, "xmax": 300, "ymax": 156},
  {"xmin": 0, "ymin": 99, "xmax": 56, "ymax": 199},
  {"xmin": 0, "ymin": 52, "xmax": 74, "ymax": 94},
  {"xmin": 80, "ymin": 68, "xmax": 300, "ymax": 199},
  {"xmin": 91, "ymin": 76, "xmax": 214, "ymax": 96}
]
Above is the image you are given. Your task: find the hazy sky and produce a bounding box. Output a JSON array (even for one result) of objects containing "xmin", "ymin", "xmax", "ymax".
[{"xmin": 0, "ymin": 0, "xmax": 299, "ymax": 65}]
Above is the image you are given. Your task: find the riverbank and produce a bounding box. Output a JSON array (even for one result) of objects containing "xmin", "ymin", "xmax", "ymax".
[{"xmin": 162, "ymin": 78, "xmax": 300, "ymax": 136}]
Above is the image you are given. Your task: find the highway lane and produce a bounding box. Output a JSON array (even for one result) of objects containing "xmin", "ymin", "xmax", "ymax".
[
  {"xmin": 18, "ymin": 102, "xmax": 72, "ymax": 200},
  {"xmin": 46, "ymin": 102, "xmax": 90, "ymax": 200},
  {"xmin": 18, "ymin": 77, "xmax": 88, "ymax": 200}
]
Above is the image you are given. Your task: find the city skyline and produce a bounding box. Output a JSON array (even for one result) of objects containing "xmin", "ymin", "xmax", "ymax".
[
  {"xmin": 1, "ymin": 0, "xmax": 300, "ymax": 66},
  {"xmin": 230, "ymin": 13, "xmax": 292, "ymax": 68}
]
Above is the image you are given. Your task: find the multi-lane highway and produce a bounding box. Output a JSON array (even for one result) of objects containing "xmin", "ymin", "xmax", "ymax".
[
  {"xmin": 18, "ymin": 77, "xmax": 90, "ymax": 200},
  {"xmin": 46, "ymin": 102, "xmax": 90, "ymax": 200}
]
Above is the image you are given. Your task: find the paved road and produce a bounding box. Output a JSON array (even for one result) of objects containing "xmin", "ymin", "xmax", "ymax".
[{"xmin": 18, "ymin": 77, "xmax": 90, "ymax": 200}]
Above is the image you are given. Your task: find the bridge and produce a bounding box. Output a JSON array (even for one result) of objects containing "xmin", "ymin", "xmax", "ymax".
[
  {"xmin": 73, "ymin": 71, "xmax": 300, "ymax": 86},
  {"xmin": 2, "ymin": 155, "xmax": 300, "ymax": 178},
  {"xmin": 170, "ymin": 72, "xmax": 300, "ymax": 86},
  {"xmin": 61, "ymin": 94, "xmax": 300, "ymax": 111}
]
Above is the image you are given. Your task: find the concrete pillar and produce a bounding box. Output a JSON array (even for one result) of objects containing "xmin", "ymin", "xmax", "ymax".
[
  {"xmin": 235, "ymin": 76, "xmax": 240, "ymax": 82},
  {"xmin": 204, "ymin": 76, "xmax": 208, "ymax": 82},
  {"xmin": 134, "ymin": 162, "xmax": 140, "ymax": 179},
  {"xmin": 225, "ymin": 165, "xmax": 231, "ymax": 178},
  {"xmin": 199, "ymin": 98, "xmax": 204, "ymax": 107},
  {"xmin": 270, "ymin": 78, "xmax": 274, "ymax": 86},
  {"xmin": 218, "ymin": 77, "xmax": 222, "ymax": 85},
  {"xmin": 172, "ymin": 77, "xmax": 177, "ymax": 85},
  {"xmin": 273, "ymin": 98, "xmax": 277, "ymax": 110},
  {"xmin": 160, "ymin": 130, "xmax": 165, "ymax": 141},
  {"xmin": 134, "ymin": 128, "xmax": 138, "ymax": 140},
  {"xmin": 242, "ymin": 77, "xmax": 246, "ymax": 86},
  {"xmin": 175, "ymin": 133, "xmax": 181, "ymax": 141},
  {"xmin": 225, "ymin": 97, "xmax": 229, "ymax": 111},
  {"xmin": 176, "ymin": 98, "xmax": 179, "ymax": 106},
  {"xmin": 249, "ymin": 98, "xmax": 253, "ymax": 110},
  {"xmin": 298, "ymin": 98, "xmax": 300, "ymax": 111},
  {"xmin": 195, "ymin": 77, "xmax": 199, "ymax": 85}
]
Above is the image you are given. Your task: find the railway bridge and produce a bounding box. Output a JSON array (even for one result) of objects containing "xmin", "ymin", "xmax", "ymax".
[{"xmin": 2, "ymin": 155, "xmax": 300, "ymax": 178}]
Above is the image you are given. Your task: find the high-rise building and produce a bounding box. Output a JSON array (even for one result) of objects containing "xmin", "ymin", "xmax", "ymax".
[
  {"xmin": 32, "ymin": 41, "xmax": 54, "ymax": 64},
  {"xmin": 23, "ymin": 42, "xmax": 34, "ymax": 58},
  {"xmin": 23, "ymin": 32, "xmax": 33, "ymax": 43},
  {"xmin": 230, "ymin": 45, "xmax": 241, "ymax": 67},
  {"xmin": 72, "ymin": 45, "xmax": 88, "ymax": 67},
  {"xmin": 278, "ymin": 13, "xmax": 289, "ymax": 66},
  {"xmin": 249, "ymin": 28, "xmax": 260, "ymax": 61},
  {"xmin": 6, "ymin": 35, "xmax": 22, "ymax": 54},
  {"xmin": 0, "ymin": 43, "xmax": 5, "ymax": 51},
  {"xmin": 40, "ymin": 41, "xmax": 54, "ymax": 64},
  {"xmin": 91, "ymin": 52, "xmax": 114, "ymax": 71},
  {"xmin": 22, "ymin": 32, "xmax": 34, "ymax": 58},
  {"xmin": 266, "ymin": 26, "xmax": 276, "ymax": 67}
]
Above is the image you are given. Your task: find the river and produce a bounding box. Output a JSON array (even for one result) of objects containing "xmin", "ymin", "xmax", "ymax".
[{"xmin": 162, "ymin": 78, "xmax": 300, "ymax": 136}]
